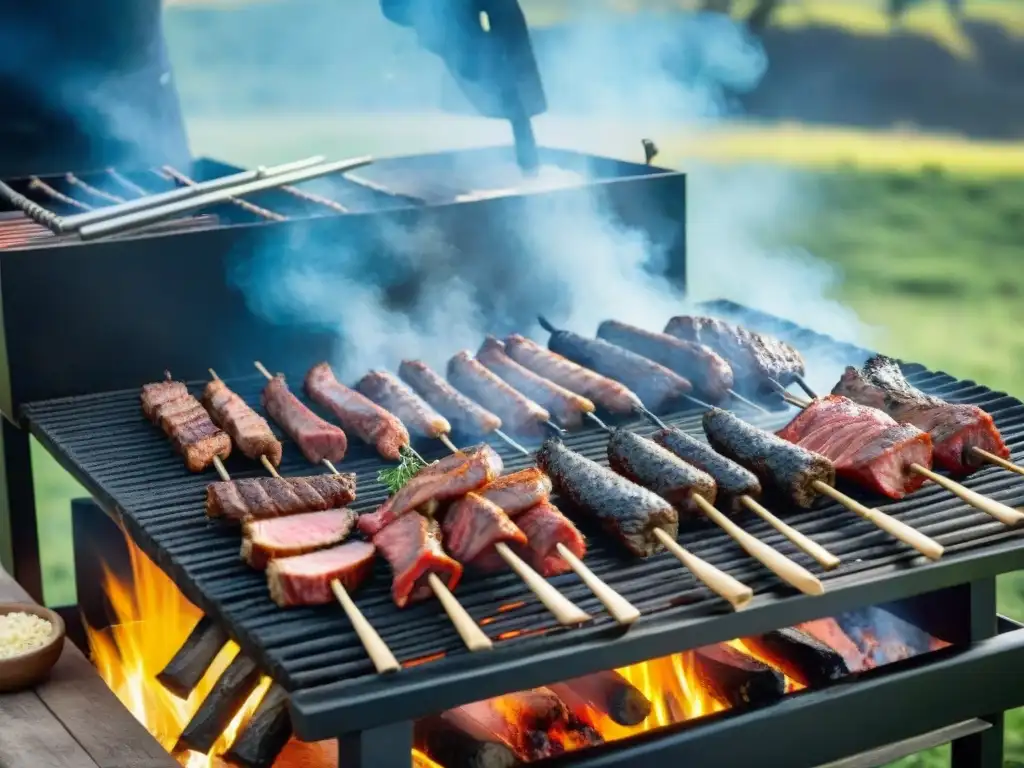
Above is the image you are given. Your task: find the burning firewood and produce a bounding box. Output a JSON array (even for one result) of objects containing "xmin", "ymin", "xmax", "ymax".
[
  {"xmin": 175, "ymin": 654, "xmax": 262, "ymax": 755},
  {"xmin": 156, "ymin": 615, "xmax": 229, "ymax": 698},
  {"xmin": 741, "ymin": 628, "xmax": 850, "ymax": 687},
  {"xmin": 415, "ymin": 709, "xmax": 523, "ymax": 768},
  {"xmin": 691, "ymin": 645, "xmax": 785, "ymax": 708},
  {"xmin": 223, "ymin": 684, "xmax": 292, "ymax": 768},
  {"xmin": 550, "ymin": 670, "xmax": 652, "ymax": 726}
]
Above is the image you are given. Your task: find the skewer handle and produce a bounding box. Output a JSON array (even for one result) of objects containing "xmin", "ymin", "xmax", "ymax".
[
  {"xmin": 495, "ymin": 543, "xmax": 591, "ymax": 626},
  {"xmin": 739, "ymin": 495, "xmax": 841, "ymax": 570},
  {"xmin": 438, "ymin": 433, "xmax": 460, "ymax": 455},
  {"xmin": 331, "ymin": 580, "xmax": 401, "ymax": 674},
  {"xmin": 909, "ymin": 463, "xmax": 1024, "ymax": 526},
  {"xmin": 428, "ymin": 573, "xmax": 493, "ymax": 651},
  {"xmin": 555, "ymin": 543, "xmax": 640, "ymax": 625},
  {"xmin": 260, "ymin": 455, "xmax": 281, "ymax": 478},
  {"xmin": 812, "ymin": 481, "xmax": 944, "ymax": 560},
  {"xmin": 254, "ymin": 361, "xmax": 274, "ymax": 381},
  {"xmin": 692, "ymin": 495, "xmax": 824, "ymax": 596},
  {"xmin": 972, "ymin": 447, "xmax": 1024, "ymax": 478},
  {"xmin": 652, "ymin": 528, "xmax": 753, "ymax": 610},
  {"xmin": 212, "ymin": 455, "xmax": 231, "ymax": 483}
]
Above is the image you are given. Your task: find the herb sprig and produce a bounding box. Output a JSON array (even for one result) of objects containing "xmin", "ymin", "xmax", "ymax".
[{"xmin": 377, "ymin": 446, "xmax": 428, "ymax": 494}]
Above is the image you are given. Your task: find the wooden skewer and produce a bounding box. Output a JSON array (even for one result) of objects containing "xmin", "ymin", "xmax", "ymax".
[
  {"xmin": 553, "ymin": 544, "xmax": 641, "ymax": 625},
  {"xmin": 738, "ymin": 495, "xmax": 841, "ymax": 570},
  {"xmin": 972, "ymin": 447, "xmax": 1024, "ymax": 478},
  {"xmin": 494, "ymin": 543, "xmax": 591, "ymax": 625},
  {"xmin": 691, "ymin": 495, "xmax": 823, "ymax": 595},
  {"xmin": 652, "ymin": 528, "xmax": 753, "ymax": 610}
]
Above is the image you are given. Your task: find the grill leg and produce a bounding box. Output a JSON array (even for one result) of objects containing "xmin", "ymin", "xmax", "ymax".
[
  {"xmin": 951, "ymin": 578, "xmax": 1003, "ymax": 768},
  {"xmin": 0, "ymin": 420, "xmax": 43, "ymax": 602},
  {"xmin": 337, "ymin": 722, "xmax": 413, "ymax": 768}
]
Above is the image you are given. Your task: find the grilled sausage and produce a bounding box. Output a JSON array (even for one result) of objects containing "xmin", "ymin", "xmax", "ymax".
[
  {"xmin": 399, "ymin": 360, "xmax": 502, "ymax": 437},
  {"xmin": 504, "ymin": 334, "xmax": 642, "ymax": 415},
  {"xmin": 357, "ymin": 370, "xmax": 451, "ymax": 440},
  {"xmin": 448, "ymin": 351, "xmax": 549, "ymax": 438},
  {"xmin": 306, "ymin": 362, "xmax": 410, "ymax": 461},
  {"xmin": 537, "ymin": 439, "xmax": 678, "ymax": 557},
  {"xmin": 651, "ymin": 427, "xmax": 761, "ymax": 513},
  {"xmin": 477, "ymin": 336, "xmax": 595, "ymax": 429},
  {"xmin": 544, "ymin": 328, "xmax": 692, "ymax": 412},
  {"xmin": 702, "ymin": 408, "xmax": 834, "ymax": 508},
  {"xmin": 597, "ymin": 320, "xmax": 734, "ymax": 402},
  {"xmin": 477, "ymin": 467, "xmax": 554, "ymax": 516},
  {"xmin": 607, "ymin": 429, "xmax": 717, "ymax": 518}
]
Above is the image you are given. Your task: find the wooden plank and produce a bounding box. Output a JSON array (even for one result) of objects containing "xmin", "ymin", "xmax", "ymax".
[{"xmin": 0, "ymin": 689, "xmax": 98, "ymax": 768}]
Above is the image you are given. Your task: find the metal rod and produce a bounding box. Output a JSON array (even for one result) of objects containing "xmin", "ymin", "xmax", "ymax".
[
  {"xmin": 493, "ymin": 429, "xmax": 531, "ymax": 456},
  {"xmin": 28, "ymin": 177, "xmax": 91, "ymax": 211},
  {"xmin": 793, "ymin": 374, "xmax": 818, "ymax": 400},
  {"xmin": 79, "ymin": 156, "xmax": 373, "ymax": 240},
  {"xmin": 280, "ymin": 183, "xmax": 349, "ymax": 214},
  {"xmin": 65, "ymin": 173, "xmax": 125, "ymax": 205},
  {"xmin": 105, "ymin": 168, "xmax": 150, "ymax": 198},
  {"xmin": 161, "ymin": 165, "xmax": 286, "ymax": 222},
  {"xmin": 728, "ymin": 389, "xmax": 770, "ymax": 414}
]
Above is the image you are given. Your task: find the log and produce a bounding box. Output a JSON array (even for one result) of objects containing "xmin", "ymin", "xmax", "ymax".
[
  {"xmin": 223, "ymin": 684, "xmax": 292, "ymax": 768},
  {"xmin": 550, "ymin": 670, "xmax": 652, "ymax": 726},
  {"xmin": 742, "ymin": 628, "xmax": 850, "ymax": 687},
  {"xmin": 174, "ymin": 654, "xmax": 262, "ymax": 755},
  {"xmin": 157, "ymin": 616, "xmax": 229, "ymax": 698},
  {"xmin": 415, "ymin": 709, "xmax": 522, "ymax": 768},
  {"xmin": 691, "ymin": 644, "xmax": 785, "ymax": 708}
]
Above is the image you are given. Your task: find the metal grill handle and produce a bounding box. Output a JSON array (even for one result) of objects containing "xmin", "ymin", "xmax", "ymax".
[{"xmin": 0, "ymin": 180, "xmax": 65, "ymax": 234}]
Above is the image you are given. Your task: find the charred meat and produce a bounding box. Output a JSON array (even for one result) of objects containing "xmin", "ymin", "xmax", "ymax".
[
  {"xmin": 442, "ymin": 492, "xmax": 527, "ymax": 572},
  {"xmin": 513, "ymin": 500, "xmax": 587, "ymax": 578},
  {"xmin": 776, "ymin": 395, "xmax": 933, "ymax": 499},
  {"xmin": 206, "ymin": 474, "xmax": 357, "ymax": 521},
  {"xmin": 651, "ymin": 427, "xmax": 761, "ymax": 513},
  {"xmin": 703, "ymin": 408, "xmax": 834, "ymax": 508},
  {"xmin": 373, "ymin": 513, "xmax": 463, "ymax": 608},
  {"xmin": 477, "ymin": 467, "xmax": 554, "ymax": 516},
  {"xmin": 141, "ymin": 379, "xmax": 232, "ymax": 473},
  {"xmin": 357, "ymin": 369, "xmax": 451, "ymax": 440},
  {"xmin": 266, "ymin": 541, "xmax": 375, "ymax": 608},
  {"xmin": 203, "ymin": 378, "xmax": 283, "ymax": 466},
  {"xmin": 597, "ymin": 320, "xmax": 734, "ymax": 402},
  {"xmin": 833, "ymin": 355, "xmax": 1010, "ymax": 474},
  {"xmin": 537, "ymin": 439, "xmax": 678, "ymax": 557},
  {"xmin": 398, "ymin": 360, "xmax": 503, "ymax": 437},
  {"xmin": 448, "ymin": 350, "xmax": 550, "ymax": 437},
  {"xmin": 242, "ymin": 508, "xmax": 358, "ymax": 570},
  {"xmin": 261, "ymin": 374, "xmax": 348, "ymax": 464},
  {"xmin": 607, "ymin": 429, "xmax": 717, "ymax": 518}
]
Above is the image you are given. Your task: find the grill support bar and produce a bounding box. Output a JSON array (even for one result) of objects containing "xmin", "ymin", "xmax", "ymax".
[
  {"xmin": 0, "ymin": 420, "xmax": 42, "ymax": 601},
  {"xmin": 337, "ymin": 722, "xmax": 413, "ymax": 768}
]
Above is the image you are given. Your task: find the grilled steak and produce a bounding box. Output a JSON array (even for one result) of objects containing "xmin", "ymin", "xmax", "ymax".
[
  {"xmin": 607, "ymin": 429, "xmax": 717, "ymax": 517},
  {"xmin": 373, "ymin": 513, "xmax": 463, "ymax": 608},
  {"xmin": 832, "ymin": 355, "xmax": 1010, "ymax": 474},
  {"xmin": 537, "ymin": 439, "xmax": 678, "ymax": 557},
  {"xmin": 203, "ymin": 379, "xmax": 283, "ymax": 466},
  {"xmin": 398, "ymin": 360, "xmax": 503, "ymax": 437},
  {"xmin": 664, "ymin": 315, "xmax": 805, "ymax": 392},
  {"xmin": 142, "ymin": 379, "xmax": 232, "ymax": 473},
  {"xmin": 448, "ymin": 350, "xmax": 550, "ymax": 437},
  {"xmin": 478, "ymin": 467, "xmax": 553, "ymax": 516},
  {"xmin": 242, "ymin": 508, "xmax": 358, "ymax": 569},
  {"xmin": 512, "ymin": 500, "xmax": 587, "ymax": 578},
  {"xmin": 651, "ymin": 427, "xmax": 761, "ymax": 513},
  {"xmin": 357, "ymin": 444, "xmax": 504, "ymax": 536},
  {"xmin": 206, "ymin": 474, "xmax": 357, "ymax": 521},
  {"xmin": 262, "ymin": 374, "xmax": 348, "ymax": 464},
  {"xmin": 776, "ymin": 395, "xmax": 933, "ymax": 499},
  {"xmin": 357, "ymin": 370, "xmax": 451, "ymax": 440},
  {"xmin": 442, "ymin": 492, "xmax": 527, "ymax": 572},
  {"xmin": 544, "ymin": 328, "xmax": 692, "ymax": 412},
  {"xmin": 597, "ymin": 320, "xmax": 734, "ymax": 402},
  {"xmin": 503, "ymin": 333, "xmax": 643, "ymax": 415},
  {"xmin": 306, "ymin": 362, "xmax": 410, "ymax": 461},
  {"xmin": 266, "ymin": 541, "xmax": 375, "ymax": 608},
  {"xmin": 476, "ymin": 336, "xmax": 595, "ymax": 429},
  {"xmin": 703, "ymin": 408, "xmax": 834, "ymax": 508}
]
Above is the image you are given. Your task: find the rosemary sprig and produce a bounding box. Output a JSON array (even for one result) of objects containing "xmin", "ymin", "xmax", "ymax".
[{"xmin": 376, "ymin": 445, "xmax": 428, "ymax": 494}]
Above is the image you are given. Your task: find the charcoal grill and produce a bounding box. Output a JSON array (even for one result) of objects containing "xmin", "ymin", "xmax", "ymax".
[{"xmin": 13, "ymin": 295, "xmax": 1024, "ymax": 767}]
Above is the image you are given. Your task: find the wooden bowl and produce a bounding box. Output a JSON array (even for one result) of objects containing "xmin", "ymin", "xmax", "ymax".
[{"xmin": 0, "ymin": 603, "xmax": 66, "ymax": 693}]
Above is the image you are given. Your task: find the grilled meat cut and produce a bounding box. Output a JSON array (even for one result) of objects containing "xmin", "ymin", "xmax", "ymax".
[
  {"xmin": 306, "ymin": 362, "xmax": 410, "ymax": 461},
  {"xmin": 448, "ymin": 350, "xmax": 550, "ymax": 437},
  {"xmin": 776, "ymin": 395, "xmax": 933, "ymax": 499},
  {"xmin": 261, "ymin": 374, "xmax": 348, "ymax": 464},
  {"xmin": 703, "ymin": 408, "xmax": 834, "ymax": 508},
  {"xmin": 503, "ymin": 333, "xmax": 643, "ymax": 415},
  {"xmin": 607, "ymin": 429, "xmax": 717, "ymax": 517},
  {"xmin": 357, "ymin": 370, "xmax": 451, "ymax": 440},
  {"xmin": 664, "ymin": 315, "xmax": 805, "ymax": 391},
  {"xmin": 477, "ymin": 467, "xmax": 553, "ymax": 516},
  {"xmin": 357, "ymin": 444, "xmax": 504, "ymax": 536},
  {"xmin": 512, "ymin": 500, "xmax": 587, "ymax": 577},
  {"xmin": 242, "ymin": 508, "xmax": 358, "ymax": 570},
  {"xmin": 266, "ymin": 541, "xmax": 375, "ymax": 608},
  {"xmin": 833, "ymin": 355, "xmax": 1010, "ymax": 474},
  {"xmin": 543, "ymin": 327, "xmax": 692, "ymax": 412},
  {"xmin": 141, "ymin": 379, "xmax": 232, "ymax": 472},
  {"xmin": 442, "ymin": 492, "xmax": 527, "ymax": 572},
  {"xmin": 597, "ymin": 320, "xmax": 735, "ymax": 402},
  {"xmin": 476, "ymin": 336, "xmax": 595, "ymax": 429},
  {"xmin": 203, "ymin": 378, "xmax": 283, "ymax": 466},
  {"xmin": 537, "ymin": 439, "xmax": 678, "ymax": 557},
  {"xmin": 373, "ymin": 513, "xmax": 463, "ymax": 608},
  {"xmin": 398, "ymin": 360, "xmax": 503, "ymax": 437},
  {"xmin": 651, "ymin": 427, "xmax": 761, "ymax": 514},
  {"xmin": 206, "ymin": 474, "xmax": 357, "ymax": 521}
]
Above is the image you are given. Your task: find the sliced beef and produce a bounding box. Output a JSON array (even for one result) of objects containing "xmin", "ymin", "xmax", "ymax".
[
  {"xmin": 443, "ymin": 493, "xmax": 527, "ymax": 573},
  {"xmin": 242, "ymin": 508, "xmax": 358, "ymax": 570},
  {"xmin": 266, "ymin": 541, "xmax": 375, "ymax": 608},
  {"xmin": 373, "ymin": 513, "xmax": 463, "ymax": 608},
  {"xmin": 512, "ymin": 500, "xmax": 587, "ymax": 578}
]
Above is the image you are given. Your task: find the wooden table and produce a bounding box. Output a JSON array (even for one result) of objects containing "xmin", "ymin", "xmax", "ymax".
[{"xmin": 0, "ymin": 565, "xmax": 178, "ymax": 768}]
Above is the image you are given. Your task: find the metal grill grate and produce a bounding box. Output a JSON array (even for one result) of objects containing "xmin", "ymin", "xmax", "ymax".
[{"xmin": 20, "ymin": 306, "xmax": 1024, "ymax": 737}]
